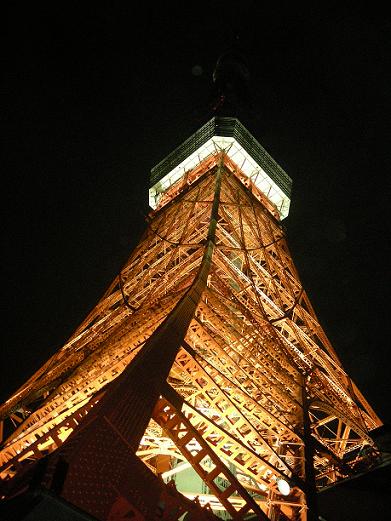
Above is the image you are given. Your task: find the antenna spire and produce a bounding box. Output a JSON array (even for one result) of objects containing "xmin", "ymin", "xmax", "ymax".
[{"xmin": 212, "ymin": 44, "xmax": 250, "ymax": 116}]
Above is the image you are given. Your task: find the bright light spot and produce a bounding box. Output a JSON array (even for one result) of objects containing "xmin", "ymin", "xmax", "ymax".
[{"xmin": 277, "ymin": 478, "xmax": 291, "ymax": 496}]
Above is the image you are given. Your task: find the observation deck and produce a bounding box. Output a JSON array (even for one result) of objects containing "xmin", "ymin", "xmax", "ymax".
[{"xmin": 149, "ymin": 117, "xmax": 292, "ymax": 219}]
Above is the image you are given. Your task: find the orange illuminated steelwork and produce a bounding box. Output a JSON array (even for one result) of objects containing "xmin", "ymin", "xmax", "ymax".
[{"xmin": 0, "ymin": 118, "xmax": 382, "ymax": 520}]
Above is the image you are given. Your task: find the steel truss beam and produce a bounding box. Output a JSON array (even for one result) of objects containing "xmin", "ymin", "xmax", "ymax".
[{"xmin": 0, "ymin": 150, "xmax": 382, "ymax": 521}]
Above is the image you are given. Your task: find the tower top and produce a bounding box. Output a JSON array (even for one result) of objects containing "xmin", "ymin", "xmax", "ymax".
[
  {"xmin": 212, "ymin": 48, "xmax": 251, "ymax": 116},
  {"xmin": 149, "ymin": 117, "xmax": 292, "ymax": 219}
]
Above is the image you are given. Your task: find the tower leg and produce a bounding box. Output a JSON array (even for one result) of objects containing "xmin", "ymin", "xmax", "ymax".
[{"xmin": 302, "ymin": 378, "xmax": 318, "ymax": 521}]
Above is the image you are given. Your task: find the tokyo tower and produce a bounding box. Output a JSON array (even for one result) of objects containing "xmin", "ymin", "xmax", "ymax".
[{"xmin": 0, "ymin": 113, "xmax": 382, "ymax": 518}]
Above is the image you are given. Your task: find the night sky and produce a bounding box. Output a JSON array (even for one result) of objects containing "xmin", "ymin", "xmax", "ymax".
[{"xmin": 3, "ymin": 4, "xmax": 390, "ymax": 427}]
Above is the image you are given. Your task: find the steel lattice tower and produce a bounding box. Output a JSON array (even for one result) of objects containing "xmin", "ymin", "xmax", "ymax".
[{"xmin": 0, "ymin": 118, "xmax": 382, "ymax": 520}]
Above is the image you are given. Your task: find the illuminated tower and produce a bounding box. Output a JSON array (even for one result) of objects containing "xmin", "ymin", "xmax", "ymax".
[{"xmin": 0, "ymin": 118, "xmax": 382, "ymax": 520}]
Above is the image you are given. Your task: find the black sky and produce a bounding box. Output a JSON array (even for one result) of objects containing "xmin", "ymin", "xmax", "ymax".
[{"xmin": 3, "ymin": 3, "xmax": 390, "ymax": 425}]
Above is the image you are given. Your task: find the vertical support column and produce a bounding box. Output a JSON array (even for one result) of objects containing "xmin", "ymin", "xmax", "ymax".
[{"xmin": 302, "ymin": 376, "xmax": 318, "ymax": 521}]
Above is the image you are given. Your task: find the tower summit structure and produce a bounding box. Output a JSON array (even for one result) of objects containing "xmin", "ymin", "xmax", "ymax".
[{"xmin": 0, "ymin": 84, "xmax": 382, "ymax": 520}]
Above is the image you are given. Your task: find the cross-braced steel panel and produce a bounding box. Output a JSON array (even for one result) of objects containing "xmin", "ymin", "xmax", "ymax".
[{"xmin": 0, "ymin": 149, "xmax": 381, "ymax": 521}]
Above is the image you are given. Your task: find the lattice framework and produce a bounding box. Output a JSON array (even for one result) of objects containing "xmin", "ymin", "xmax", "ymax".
[{"xmin": 0, "ymin": 141, "xmax": 381, "ymax": 520}]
